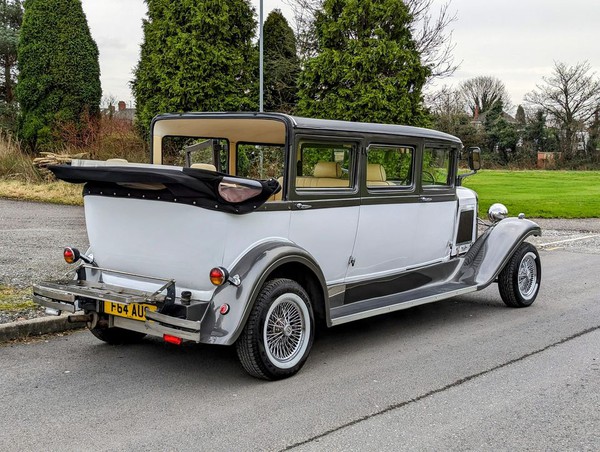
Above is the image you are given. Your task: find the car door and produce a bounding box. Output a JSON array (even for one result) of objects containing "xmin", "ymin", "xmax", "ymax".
[
  {"xmin": 345, "ymin": 142, "xmax": 420, "ymax": 283},
  {"xmin": 287, "ymin": 138, "xmax": 361, "ymax": 286},
  {"xmin": 414, "ymin": 144, "xmax": 458, "ymax": 263}
]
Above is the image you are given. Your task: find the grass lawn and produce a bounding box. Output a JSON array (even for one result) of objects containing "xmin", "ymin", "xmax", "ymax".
[
  {"xmin": 0, "ymin": 284, "xmax": 35, "ymax": 312},
  {"xmin": 0, "ymin": 180, "xmax": 83, "ymax": 205},
  {"xmin": 464, "ymin": 170, "xmax": 600, "ymax": 218}
]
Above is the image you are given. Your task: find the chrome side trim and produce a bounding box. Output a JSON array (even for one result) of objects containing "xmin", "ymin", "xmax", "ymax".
[
  {"xmin": 327, "ymin": 284, "xmax": 346, "ymax": 298},
  {"xmin": 331, "ymin": 285, "xmax": 477, "ymax": 326}
]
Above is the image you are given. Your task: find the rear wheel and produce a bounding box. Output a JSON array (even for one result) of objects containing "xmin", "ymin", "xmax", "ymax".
[
  {"xmin": 236, "ymin": 278, "xmax": 314, "ymax": 380},
  {"xmin": 498, "ymin": 242, "xmax": 541, "ymax": 307}
]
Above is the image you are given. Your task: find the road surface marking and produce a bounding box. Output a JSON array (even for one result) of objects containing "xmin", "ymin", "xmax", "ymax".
[{"xmin": 539, "ymin": 234, "xmax": 600, "ymax": 248}]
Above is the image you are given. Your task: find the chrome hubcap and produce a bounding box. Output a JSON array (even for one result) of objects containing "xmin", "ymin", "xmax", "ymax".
[
  {"xmin": 518, "ymin": 252, "xmax": 538, "ymax": 300},
  {"xmin": 263, "ymin": 293, "xmax": 309, "ymax": 369}
]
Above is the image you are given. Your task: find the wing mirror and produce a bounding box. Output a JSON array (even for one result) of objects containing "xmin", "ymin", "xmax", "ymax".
[
  {"xmin": 457, "ymin": 147, "xmax": 481, "ymax": 186},
  {"xmin": 468, "ymin": 147, "xmax": 481, "ymax": 171}
]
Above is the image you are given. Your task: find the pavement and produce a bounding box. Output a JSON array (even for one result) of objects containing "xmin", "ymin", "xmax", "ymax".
[{"xmin": 0, "ymin": 313, "xmax": 84, "ymax": 343}]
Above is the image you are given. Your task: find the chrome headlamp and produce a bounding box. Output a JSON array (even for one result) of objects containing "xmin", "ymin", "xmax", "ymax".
[{"xmin": 488, "ymin": 203, "xmax": 508, "ymax": 222}]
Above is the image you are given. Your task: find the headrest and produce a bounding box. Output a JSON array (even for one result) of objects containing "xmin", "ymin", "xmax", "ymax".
[
  {"xmin": 313, "ymin": 161, "xmax": 341, "ymax": 178},
  {"xmin": 191, "ymin": 163, "xmax": 217, "ymax": 171},
  {"xmin": 367, "ymin": 163, "xmax": 386, "ymax": 182}
]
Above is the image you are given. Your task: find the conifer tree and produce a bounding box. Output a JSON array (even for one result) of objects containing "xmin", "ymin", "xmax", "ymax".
[
  {"xmin": 132, "ymin": 0, "xmax": 258, "ymax": 135},
  {"xmin": 263, "ymin": 9, "xmax": 299, "ymax": 113},
  {"xmin": 0, "ymin": 0, "xmax": 22, "ymax": 104},
  {"xmin": 296, "ymin": 0, "xmax": 430, "ymax": 125},
  {"xmin": 16, "ymin": 0, "xmax": 101, "ymax": 149}
]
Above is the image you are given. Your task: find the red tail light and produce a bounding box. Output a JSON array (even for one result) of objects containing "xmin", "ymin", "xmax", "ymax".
[
  {"xmin": 163, "ymin": 334, "xmax": 182, "ymax": 345},
  {"xmin": 209, "ymin": 267, "xmax": 229, "ymax": 286},
  {"xmin": 63, "ymin": 247, "xmax": 80, "ymax": 264}
]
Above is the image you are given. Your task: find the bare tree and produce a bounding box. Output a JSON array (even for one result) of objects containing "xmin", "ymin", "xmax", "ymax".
[
  {"xmin": 525, "ymin": 61, "xmax": 600, "ymax": 156},
  {"xmin": 284, "ymin": 0, "xmax": 458, "ymax": 79},
  {"xmin": 282, "ymin": 0, "xmax": 320, "ymax": 62},
  {"xmin": 459, "ymin": 76, "xmax": 512, "ymax": 116},
  {"xmin": 405, "ymin": 0, "xmax": 458, "ymax": 79},
  {"xmin": 425, "ymin": 85, "xmax": 465, "ymax": 116}
]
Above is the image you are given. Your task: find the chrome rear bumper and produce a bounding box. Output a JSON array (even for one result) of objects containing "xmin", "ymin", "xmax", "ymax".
[{"xmin": 33, "ymin": 266, "xmax": 208, "ymax": 343}]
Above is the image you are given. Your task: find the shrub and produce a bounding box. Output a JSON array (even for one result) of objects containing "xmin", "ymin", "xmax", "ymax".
[{"xmin": 16, "ymin": 0, "xmax": 101, "ymax": 151}]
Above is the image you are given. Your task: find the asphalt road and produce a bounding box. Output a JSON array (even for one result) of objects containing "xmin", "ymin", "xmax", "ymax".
[{"xmin": 1, "ymin": 200, "xmax": 599, "ymax": 450}]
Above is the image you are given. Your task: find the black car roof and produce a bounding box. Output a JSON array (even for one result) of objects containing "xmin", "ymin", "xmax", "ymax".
[{"xmin": 152, "ymin": 112, "xmax": 463, "ymax": 145}]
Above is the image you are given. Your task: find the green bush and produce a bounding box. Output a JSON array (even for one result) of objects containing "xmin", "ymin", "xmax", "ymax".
[
  {"xmin": 132, "ymin": 0, "xmax": 258, "ymax": 137},
  {"xmin": 16, "ymin": 0, "xmax": 101, "ymax": 151}
]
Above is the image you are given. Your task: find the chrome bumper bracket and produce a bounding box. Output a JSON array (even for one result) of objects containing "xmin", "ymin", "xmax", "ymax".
[{"xmin": 145, "ymin": 310, "xmax": 202, "ymax": 343}]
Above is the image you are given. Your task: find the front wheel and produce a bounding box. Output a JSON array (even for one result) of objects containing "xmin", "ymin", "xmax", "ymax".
[
  {"xmin": 498, "ymin": 242, "xmax": 541, "ymax": 307},
  {"xmin": 236, "ymin": 278, "xmax": 314, "ymax": 380}
]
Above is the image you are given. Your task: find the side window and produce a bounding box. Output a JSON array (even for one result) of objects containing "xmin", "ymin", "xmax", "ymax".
[
  {"xmin": 367, "ymin": 145, "xmax": 414, "ymax": 188},
  {"xmin": 236, "ymin": 144, "xmax": 285, "ymax": 180},
  {"xmin": 422, "ymin": 147, "xmax": 453, "ymax": 187},
  {"xmin": 296, "ymin": 142, "xmax": 354, "ymax": 189}
]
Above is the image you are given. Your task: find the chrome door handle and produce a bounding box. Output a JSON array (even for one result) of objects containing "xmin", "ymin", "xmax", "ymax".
[
  {"xmin": 296, "ymin": 203, "xmax": 312, "ymax": 210},
  {"xmin": 420, "ymin": 197, "xmax": 432, "ymax": 202}
]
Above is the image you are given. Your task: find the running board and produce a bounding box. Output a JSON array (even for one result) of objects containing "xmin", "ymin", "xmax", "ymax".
[{"xmin": 330, "ymin": 283, "xmax": 477, "ymax": 326}]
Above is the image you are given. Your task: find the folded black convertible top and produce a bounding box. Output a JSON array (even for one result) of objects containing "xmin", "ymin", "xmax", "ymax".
[{"xmin": 49, "ymin": 165, "xmax": 281, "ymax": 214}]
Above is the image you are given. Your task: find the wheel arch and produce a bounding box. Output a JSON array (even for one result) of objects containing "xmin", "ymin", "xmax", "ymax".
[
  {"xmin": 208, "ymin": 240, "xmax": 328, "ymax": 345},
  {"xmin": 457, "ymin": 217, "xmax": 542, "ymax": 290}
]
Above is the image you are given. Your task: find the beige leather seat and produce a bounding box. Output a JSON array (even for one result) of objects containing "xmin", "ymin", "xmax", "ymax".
[
  {"xmin": 366, "ymin": 163, "xmax": 393, "ymax": 186},
  {"xmin": 296, "ymin": 161, "xmax": 348, "ymax": 188}
]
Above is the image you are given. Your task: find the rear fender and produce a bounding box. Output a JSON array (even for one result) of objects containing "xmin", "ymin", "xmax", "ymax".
[
  {"xmin": 458, "ymin": 218, "xmax": 541, "ymax": 289},
  {"xmin": 202, "ymin": 240, "xmax": 327, "ymax": 346}
]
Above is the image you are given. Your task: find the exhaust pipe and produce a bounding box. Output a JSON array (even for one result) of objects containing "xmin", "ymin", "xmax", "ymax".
[{"xmin": 68, "ymin": 314, "xmax": 93, "ymax": 324}]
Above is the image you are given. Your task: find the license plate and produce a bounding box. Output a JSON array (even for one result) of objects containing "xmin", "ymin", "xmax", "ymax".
[{"xmin": 104, "ymin": 301, "xmax": 157, "ymax": 321}]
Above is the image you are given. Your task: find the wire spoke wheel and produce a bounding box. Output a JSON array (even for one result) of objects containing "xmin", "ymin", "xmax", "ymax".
[
  {"xmin": 264, "ymin": 294, "xmax": 309, "ymax": 367},
  {"xmin": 236, "ymin": 278, "xmax": 314, "ymax": 380},
  {"xmin": 517, "ymin": 252, "xmax": 538, "ymax": 300},
  {"xmin": 499, "ymin": 242, "xmax": 541, "ymax": 308}
]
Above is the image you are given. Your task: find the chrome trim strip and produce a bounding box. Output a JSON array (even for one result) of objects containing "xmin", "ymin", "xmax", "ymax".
[
  {"xmin": 330, "ymin": 286, "xmax": 477, "ymax": 326},
  {"xmin": 144, "ymin": 321, "xmax": 201, "ymax": 343},
  {"xmin": 32, "ymin": 295, "xmax": 77, "ymax": 313},
  {"xmin": 145, "ymin": 310, "xmax": 202, "ymax": 331},
  {"xmin": 343, "ymin": 257, "xmax": 452, "ymax": 285},
  {"xmin": 327, "ymin": 284, "xmax": 346, "ymax": 298}
]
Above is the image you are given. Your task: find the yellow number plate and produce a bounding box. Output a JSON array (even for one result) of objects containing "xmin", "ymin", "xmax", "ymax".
[{"xmin": 104, "ymin": 301, "xmax": 157, "ymax": 321}]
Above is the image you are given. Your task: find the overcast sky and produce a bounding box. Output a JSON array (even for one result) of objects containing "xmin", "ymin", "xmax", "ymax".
[{"xmin": 80, "ymin": 0, "xmax": 600, "ymax": 111}]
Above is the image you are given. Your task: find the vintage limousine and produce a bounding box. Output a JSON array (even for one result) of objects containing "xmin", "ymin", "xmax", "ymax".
[{"xmin": 33, "ymin": 113, "xmax": 542, "ymax": 380}]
